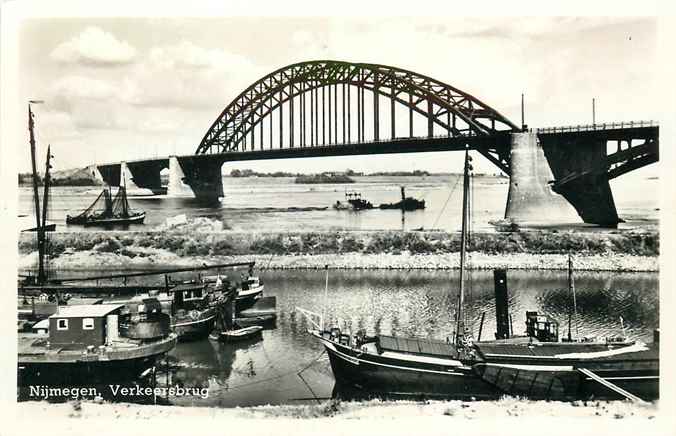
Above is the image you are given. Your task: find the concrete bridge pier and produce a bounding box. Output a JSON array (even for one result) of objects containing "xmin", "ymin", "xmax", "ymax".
[
  {"xmin": 504, "ymin": 132, "xmax": 580, "ymax": 225},
  {"xmin": 125, "ymin": 160, "xmax": 168, "ymax": 195},
  {"xmin": 539, "ymin": 134, "xmax": 620, "ymax": 227},
  {"xmin": 504, "ymin": 131, "xmax": 621, "ymax": 227},
  {"xmin": 120, "ymin": 162, "xmax": 158, "ymax": 196},
  {"xmin": 167, "ymin": 156, "xmax": 224, "ymax": 201},
  {"xmin": 86, "ymin": 164, "xmax": 105, "ymax": 185}
]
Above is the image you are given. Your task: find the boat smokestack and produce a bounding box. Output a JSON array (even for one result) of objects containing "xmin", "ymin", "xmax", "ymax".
[
  {"xmin": 494, "ymin": 269, "xmax": 510, "ymax": 339},
  {"xmin": 400, "ymin": 186, "xmax": 405, "ymax": 202}
]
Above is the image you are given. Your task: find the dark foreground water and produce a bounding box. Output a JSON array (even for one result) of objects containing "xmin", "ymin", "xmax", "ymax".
[{"xmin": 41, "ymin": 267, "xmax": 659, "ymax": 407}]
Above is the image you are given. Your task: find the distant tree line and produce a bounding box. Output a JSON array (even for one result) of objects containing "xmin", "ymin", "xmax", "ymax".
[
  {"xmin": 18, "ymin": 173, "xmax": 98, "ymax": 186},
  {"xmin": 230, "ymin": 168, "xmax": 435, "ymax": 178}
]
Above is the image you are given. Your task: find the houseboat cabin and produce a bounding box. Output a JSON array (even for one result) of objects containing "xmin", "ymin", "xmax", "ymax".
[
  {"xmin": 171, "ymin": 282, "xmax": 207, "ymax": 307},
  {"xmin": 48, "ymin": 304, "xmax": 124, "ymax": 348}
]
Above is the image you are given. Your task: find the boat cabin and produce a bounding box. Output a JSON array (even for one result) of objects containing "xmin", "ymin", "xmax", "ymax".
[
  {"xmin": 525, "ymin": 311, "xmax": 559, "ymax": 342},
  {"xmin": 241, "ymin": 276, "xmax": 262, "ymax": 291},
  {"xmin": 48, "ymin": 304, "xmax": 124, "ymax": 348},
  {"xmin": 171, "ymin": 283, "xmax": 206, "ymax": 305}
]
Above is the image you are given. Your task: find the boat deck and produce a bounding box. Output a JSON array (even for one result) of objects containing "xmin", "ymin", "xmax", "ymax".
[
  {"xmin": 18, "ymin": 333, "xmax": 177, "ymax": 362},
  {"xmin": 474, "ymin": 341, "xmax": 658, "ymax": 361},
  {"xmin": 378, "ymin": 335, "xmax": 459, "ymax": 358}
]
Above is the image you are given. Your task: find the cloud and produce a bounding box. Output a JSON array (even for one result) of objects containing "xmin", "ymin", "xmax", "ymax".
[
  {"xmin": 50, "ymin": 26, "xmax": 137, "ymax": 66},
  {"xmin": 50, "ymin": 75, "xmax": 116, "ymax": 100},
  {"xmin": 123, "ymin": 41, "xmax": 262, "ymax": 110},
  {"xmin": 148, "ymin": 41, "xmax": 251, "ymax": 70}
]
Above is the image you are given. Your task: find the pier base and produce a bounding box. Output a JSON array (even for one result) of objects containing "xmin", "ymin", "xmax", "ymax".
[
  {"xmin": 167, "ymin": 156, "xmax": 224, "ymax": 201},
  {"xmin": 121, "ymin": 162, "xmax": 156, "ymax": 196},
  {"xmin": 504, "ymin": 132, "xmax": 580, "ymax": 225},
  {"xmin": 167, "ymin": 156, "xmax": 195, "ymax": 197}
]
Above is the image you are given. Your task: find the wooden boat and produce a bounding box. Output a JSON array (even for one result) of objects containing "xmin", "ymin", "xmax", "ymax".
[
  {"xmin": 236, "ymin": 275, "xmax": 264, "ymax": 311},
  {"xmin": 210, "ymin": 325, "xmax": 263, "ymax": 342},
  {"xmin": 307, "ymin": 151, "xmax": 659, "ymax": 402},
  {"xmin": 66, "ymin": 185, "xmax": 145, "ymax": 226},
  {"xmin": 210, "ymin": 295, "xmax": 267, "ymax": 341},
  {"xmin": 18, "ymin": 301, "xmax": 177, "ymax": 386},
  {"xmin": 102, "ymin": 279, "xmax": 231, "ymax": 342},
  {"xmin": 234, "ymin": 313, "xmax": 277, "ymax": 327}
]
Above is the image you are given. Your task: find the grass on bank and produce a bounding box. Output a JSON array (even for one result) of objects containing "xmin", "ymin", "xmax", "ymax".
[{"xmin": 18, "ymin": 230, "xmax": 659, "ymax": 259}]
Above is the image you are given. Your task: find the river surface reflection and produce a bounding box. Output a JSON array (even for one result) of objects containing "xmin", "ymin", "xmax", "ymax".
[{"xmin": 129, "ymin": 268, "xmax": 658, "ymax": 407}]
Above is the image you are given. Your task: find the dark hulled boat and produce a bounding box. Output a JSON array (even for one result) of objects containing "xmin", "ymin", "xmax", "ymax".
[
  {"xmin": 66, "ymin": 185, "xmax": 145, "ymax": 226},
  {"xmin": 309, "ymin": 151, "xmax": 658, "ymax": 402},
  {"xmin": 333, "ymin": 191, "xmax": 373, "ymax": 211},
  {"xmin": 378, "ymin": 186, "xmax": 425, "ymax": 211},
  {"xmin": 18, "ymin": 301, "xmax": 177, "ymax": 386}
]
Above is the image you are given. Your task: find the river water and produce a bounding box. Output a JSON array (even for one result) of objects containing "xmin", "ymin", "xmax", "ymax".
[
  {"xmin": 18, "ymin": 173, "xmax": 659, "ymax": 406},
  {"xmin": 50, "ymin": 267, "xmax": 658, "ymax": 407},
  {"xmin": 18, "ymin": 174, "xmax": 659, "ymax": 233}
]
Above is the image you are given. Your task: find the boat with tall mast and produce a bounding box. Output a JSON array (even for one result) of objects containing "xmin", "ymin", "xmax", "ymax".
[
  {"xmin": 66, "ymin": 180, "xmax": 145, "ymax": 226},
  {"xmin": 18, "ymin": 101, "xmax": 177, "ymax": 388},
  {"xmin": 307, "ymin": 150, "xmax": 658, "ymax": 401}
]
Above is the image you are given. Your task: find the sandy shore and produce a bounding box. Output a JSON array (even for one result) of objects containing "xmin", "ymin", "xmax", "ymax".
[{"xmin": 14, "ymin": 398, "xmax": 663, "ymax": 436}]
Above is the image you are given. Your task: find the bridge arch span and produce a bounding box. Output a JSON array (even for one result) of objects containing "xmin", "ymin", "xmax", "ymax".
[{"xmin": 197, "ymin": 60, "xmax": 519, "ymax": 170}]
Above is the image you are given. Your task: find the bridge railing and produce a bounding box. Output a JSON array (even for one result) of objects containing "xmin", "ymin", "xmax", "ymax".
[{"xmin": 534, "ymin": 120, "xmax": 658, "ymax": 134}]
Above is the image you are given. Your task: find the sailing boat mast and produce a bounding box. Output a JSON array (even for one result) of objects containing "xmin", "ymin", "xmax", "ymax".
[
  {"xmin": 39, "ymin": 145, "xmax": 53, "ymax": 283},
  {"xmin": 28, "ymin": 101, "xmax": 49, "ymax": 284},
  {"xmin": 28, "ymin": 103, "xmax": 41, "ymax": 230},
  {"xmin": 455, "ymin": 150, "xmax": 472, "ymax": 345}
]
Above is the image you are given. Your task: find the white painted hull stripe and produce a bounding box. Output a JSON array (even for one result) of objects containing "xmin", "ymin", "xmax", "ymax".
[
  {"xmin": 322, "ymin": 339, "xmax": 466, "ymax": 377},
  {"xmin": 172, "ymin": 314, "xmax": 216, "ymax": 328}
]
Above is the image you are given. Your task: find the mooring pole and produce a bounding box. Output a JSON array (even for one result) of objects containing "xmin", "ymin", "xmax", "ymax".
[
  {"xmin": 592, "ymin": 98, "xmax": 596, "ymax": 126},
  {"xmin": 521, "ymin": 93, "xmax": 525, "ymax": 131},
  {"xmin": 322, "ymin": 264, "xmax": 329, "ymax": 330}
]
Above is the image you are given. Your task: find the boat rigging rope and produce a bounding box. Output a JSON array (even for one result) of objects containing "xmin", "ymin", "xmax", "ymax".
[
  {"xmin": 430, "ymin": 174, "xmax": 462, "ymax": 230},
  {"xmin": 218, "ymin": 349, "xmax": 326, "ymax": 393}
]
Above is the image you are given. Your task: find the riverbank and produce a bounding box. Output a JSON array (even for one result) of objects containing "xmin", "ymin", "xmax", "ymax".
[
  {"xmin": 18, "ymin": 229, "xmax": 659, "ymax": 272},
  {"xmin": 16, "ymin": 398, "xmax": 661, "ymax": 436}
]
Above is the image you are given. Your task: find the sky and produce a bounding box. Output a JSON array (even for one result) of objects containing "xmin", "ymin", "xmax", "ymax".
[{"xmin": 13, "ymin": 16, "xmax": 660, "ymax": 176}]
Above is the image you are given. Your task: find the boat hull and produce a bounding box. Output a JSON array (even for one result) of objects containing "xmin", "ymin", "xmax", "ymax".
[
  {"xmin": 67, "ymin": 212, "xmax": 145, "ymax": 226},
  {"xmin": 317, "ymin": 335, "xmax": 499, "ymax": 399},
  {"xmin": 316, "ymin": 333, "xmax": 659, "ymax": 401},
  {"xmin": 235, "ymin": 286, "xmax": 264, "ymax": 311},
  {"xmin": 172, "ymin": 312, "xmax": 217, "ymax": 342},
  {"xmin": 212, "ymin": 326, "xmax": 263, "ymax": 342},
  {"xmin": 234, "ymin": 313, "xmax": 277, "ymax": 328},
  {"xmin": 18, "ymin": 334, "xmax": 176, "ymax": 386}
]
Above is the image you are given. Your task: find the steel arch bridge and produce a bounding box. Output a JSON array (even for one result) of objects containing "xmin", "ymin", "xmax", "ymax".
[{"xmin": 196, "ymin": 60, "xmax": 520, "ymax": 173}]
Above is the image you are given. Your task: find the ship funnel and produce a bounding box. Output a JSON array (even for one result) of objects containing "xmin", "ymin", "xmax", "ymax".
[{"xmin": 494, "ymin": 269, "xmax": 510, "ymax": 339}]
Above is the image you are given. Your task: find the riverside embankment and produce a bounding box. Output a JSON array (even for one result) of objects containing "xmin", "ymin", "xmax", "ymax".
[{"xmin": 19, "ymin": 228, "xmax": 659, "ymax": 272}]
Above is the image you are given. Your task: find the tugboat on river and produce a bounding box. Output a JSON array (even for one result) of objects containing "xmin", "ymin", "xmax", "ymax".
[{"xmin": 333, "ymin": 191, "xmax": 373, "ymax": 211}]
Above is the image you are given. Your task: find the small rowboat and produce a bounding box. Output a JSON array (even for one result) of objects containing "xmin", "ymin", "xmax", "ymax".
[
  {"xmin": 234, "ymin": 313, "xmax": 277, "ymax": 327},
  {"xmin": 210, "ymin": 326, "xmax": 263, "ymax": 342}
]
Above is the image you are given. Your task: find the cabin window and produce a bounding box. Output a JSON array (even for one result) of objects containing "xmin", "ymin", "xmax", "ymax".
[
  {"xmin": 57, "ymin": 319, "xmax": 68, "ymax": 330},
  {"xmin": 194, "ymin": 289, "xmax": 202, "ymax": 299},
  {"xmin": 185, "ymin": 291, "xmax": 192, "ymax": 299},
  {"xmin": 82, "ymin": 318, "xmax": 95, "ymax": 330}
]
